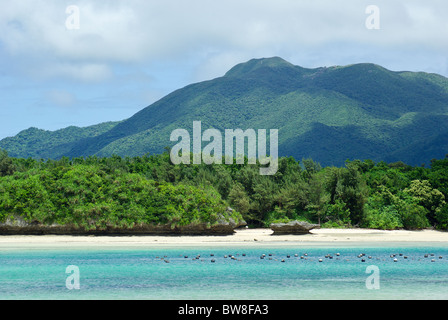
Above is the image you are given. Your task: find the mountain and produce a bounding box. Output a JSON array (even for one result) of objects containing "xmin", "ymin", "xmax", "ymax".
[
  {"xmin": 2, "ymin": 57, "xmax": 448, "ymax": 166},
  {"xmin": 0, "ymin": 122, "xmax": 121, "ymax": 159}
]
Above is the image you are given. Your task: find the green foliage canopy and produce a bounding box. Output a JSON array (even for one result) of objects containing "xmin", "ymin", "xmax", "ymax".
[{"xmin": 1, "ymin": 150, "xmax": 448, "ymax": 231}]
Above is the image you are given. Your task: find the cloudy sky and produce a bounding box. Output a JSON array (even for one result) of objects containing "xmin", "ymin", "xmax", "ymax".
[{"xmin": 0, "ymin": 0, "xmax": 447, "ymax": 139}]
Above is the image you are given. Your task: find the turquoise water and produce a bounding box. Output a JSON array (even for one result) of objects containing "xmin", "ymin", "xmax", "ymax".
[{"xmin": 1, "ymin": 246, "xmax": 448, "ymax": 300}]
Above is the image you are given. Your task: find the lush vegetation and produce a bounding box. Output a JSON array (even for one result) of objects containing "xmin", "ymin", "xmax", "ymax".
[
  {"xmin": 0, "ymin": 150, "xmax": 242, "ymax": 232},
  {"xmin": 1, "ymin": 149, "xmax": 447, "ymax": 231},
  {"xmin": 2, "ymin": 58, "xmax": 448, "ymax": 166}
]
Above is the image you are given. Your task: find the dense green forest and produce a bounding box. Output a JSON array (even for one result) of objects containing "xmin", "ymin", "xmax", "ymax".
[{"xmin": 0, "ymin": 149, "xmax": 447, "ymax": 231}]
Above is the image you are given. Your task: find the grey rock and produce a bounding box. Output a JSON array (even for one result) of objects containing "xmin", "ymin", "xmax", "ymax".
[
  {"xmin": 270, "ymin": 220, "xmax": 320, "ymax": 235},
  {"xmin": 0, "ymin": 209, "xmax": 247, "ymax": 236}
]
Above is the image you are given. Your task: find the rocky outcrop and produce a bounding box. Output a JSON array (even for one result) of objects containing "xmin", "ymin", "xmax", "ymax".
[
  {"xmin": 0, "ymin": 223, "xmax": 242, "ymax": 236},
  {"xmin": 270, "ymin": 220, "xmax": 320, "ymax": 235},
  {"xmin": 0, "ymin": 211, "xmax": 247, "ymax": 236}
]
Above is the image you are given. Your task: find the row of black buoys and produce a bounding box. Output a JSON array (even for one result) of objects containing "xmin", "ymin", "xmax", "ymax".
[
  {"xmin": 356, "ymin": 253, "xmax": 375, "ymax": 262},
  {"xmin": 424, "ymin": 253, "xmax": 443, "ymax": 262},
  {"xmin": 155, "ymin": 255, "xmax": 171, "ymax": 263},
  {"xmin": 160, "ymin": 251, "xmax": 446, "ymax": 264}
]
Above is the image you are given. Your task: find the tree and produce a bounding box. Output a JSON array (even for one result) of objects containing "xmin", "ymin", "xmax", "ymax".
[
  {"xmin": 435, "ymin": 205, "xmax": 448, "ymax": 230},
  {"xmin": 363, "ymin": 186, "xmax": 403, "ymax": 230},
  {"xmin": 404, "ymin": 180, "xmax": 446, "ymax": 225},
  {"xmin": 428, "ymin": 158, "xmax": 448, "ymax": 199},
  {"xmin": 325, "ymin": 165, "xmax": 368, "ymax": 226},
  {"xmin": 228, "ymin": 182, "xmax": 251, "ymax": 217},
  {"xmin": 0, "ymin": 149, "xmax": 15, "ymax": 177},
  {"xmin": 394, "ymin": 194, "xmax": 429, "ymax": 230},
  {"xmin": 305, "ymin": 172, "xmax": 329, "ymax": 225},
  {"xmin": 302, "ymin": 158, "xmax": 322, "ymax": 182}
]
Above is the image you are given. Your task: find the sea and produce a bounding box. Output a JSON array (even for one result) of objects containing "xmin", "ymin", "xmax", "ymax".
[{"xmin": 1, "ymin": 244, "xmax": 448, "ymax": 300}]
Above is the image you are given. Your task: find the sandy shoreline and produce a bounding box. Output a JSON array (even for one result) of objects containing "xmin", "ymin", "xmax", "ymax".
[{"xmin": 1, "ymin": 228, "xmax": 448, "ymax": 249}]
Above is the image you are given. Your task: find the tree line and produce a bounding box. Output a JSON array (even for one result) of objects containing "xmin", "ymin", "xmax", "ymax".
[{"xmin": 1, "ymin": 149, "xmax": 447, "ymax": 231}]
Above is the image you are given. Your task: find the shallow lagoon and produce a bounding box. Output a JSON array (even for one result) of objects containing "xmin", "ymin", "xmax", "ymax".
[{"xmin": 1, "ymin": 245, "xmax": 448, "ymax": 300}]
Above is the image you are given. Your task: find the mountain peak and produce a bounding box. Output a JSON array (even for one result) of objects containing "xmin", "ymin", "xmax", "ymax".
[
  {"xmin": 224, "ymin": 57, "xmax": 295, "ymax": 77},
  {"xmin": 2, "ymin": 57, "xmax": 448, "ymax": 166}
]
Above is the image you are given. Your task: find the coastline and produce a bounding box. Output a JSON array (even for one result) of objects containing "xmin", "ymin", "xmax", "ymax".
[{"xmin": 1, "ymin": 228, "xmax": 448, "ymax": 250}]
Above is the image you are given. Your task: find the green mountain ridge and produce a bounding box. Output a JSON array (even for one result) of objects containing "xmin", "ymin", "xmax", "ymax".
[{"xmin": 1, "ymin": 57, "xmax": 448, "ymax": 166}]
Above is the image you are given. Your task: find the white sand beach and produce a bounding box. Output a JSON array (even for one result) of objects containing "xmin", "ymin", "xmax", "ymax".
[{"xmin": 1, "ymin": 228, "xmax": 448, "ymax": 249}]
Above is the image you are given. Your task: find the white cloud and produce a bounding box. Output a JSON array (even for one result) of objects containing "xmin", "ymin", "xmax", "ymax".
[
  {"xmin": 1, "ymin": 0, "xmax": 447, "ymax": 66},
  {"xmin": 0, "ymin": 5, "xmax": 442, "ymax": 67},
  {"xmin": 1, "ymin": 0, "xmax": 448, "ymax": 139},
  {"xmin": 0, "ymin": 0, "xmax": 447, "ymax": 84}
]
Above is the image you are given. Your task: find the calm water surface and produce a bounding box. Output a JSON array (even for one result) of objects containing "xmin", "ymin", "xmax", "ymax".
[{"xmin": 1, "ymin": 245, "xmax": 448, "ymax": 300}]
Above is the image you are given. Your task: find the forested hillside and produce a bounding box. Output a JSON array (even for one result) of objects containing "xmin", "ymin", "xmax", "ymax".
[{"xmin": 2, "ymin": 57, "xmax": 448, "ymax": 166}]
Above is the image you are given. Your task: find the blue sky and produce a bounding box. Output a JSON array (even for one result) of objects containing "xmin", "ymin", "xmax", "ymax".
[{"xmin": 1, "ymin": 0, "xmax": 447, "ymax": 139}]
